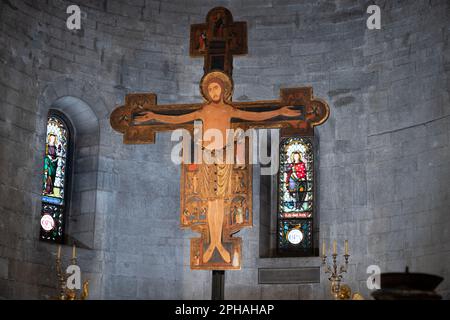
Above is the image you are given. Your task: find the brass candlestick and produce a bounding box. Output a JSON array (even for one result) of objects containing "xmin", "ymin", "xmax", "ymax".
[
  {"xmin": 54, "ymin": 245, "xmax": 89, "ymax": 300},
  {"xmin": 55, "ymin": 255, "xmax": 66, "ymax": 300},
  {"xmin": 321, "ymin": 240, "xmax": 350, "ymax": 300},
  {"xmin": 65, "ymin": 255, "xmax": 78, "ymax": 300}
]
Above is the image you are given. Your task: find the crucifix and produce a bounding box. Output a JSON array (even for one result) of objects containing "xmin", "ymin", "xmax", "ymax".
[
  {"xmin": 190, "ymin": 7, "xmax": 247, "ymax": 76},
  {"xmin": 110, "ymin": 7, "xmax": 329, "ymax": 298}
]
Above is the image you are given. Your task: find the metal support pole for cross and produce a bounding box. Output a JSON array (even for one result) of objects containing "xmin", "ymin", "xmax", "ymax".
[{"xmin": 212, "ymin": 270, "xmax": 225, "ymax": 300}]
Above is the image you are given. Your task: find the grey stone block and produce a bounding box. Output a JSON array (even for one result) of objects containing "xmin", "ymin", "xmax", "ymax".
[
  {"xmin": 0, "ymin": 258, "xmax": 8, "ymax": 280},
  {"xmin": 105, "ymin": 275, "xmax": 138, "ymax": 298}
]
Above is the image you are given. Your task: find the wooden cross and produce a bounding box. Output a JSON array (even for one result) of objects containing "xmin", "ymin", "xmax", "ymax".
[
  {"xmin": 109, "ymin": 8, "xmax": 330, "ymax": 271},
  {"xmin": 110, "ymin": 86, "xmax": 329, "ymax": 145},
  {"xmin": 110, "ymin": 73, "xmax": 329, "ymax": 270},
  {"xmin": 190, "ymin": 7, "xmax": 247, "ymax": 76}
]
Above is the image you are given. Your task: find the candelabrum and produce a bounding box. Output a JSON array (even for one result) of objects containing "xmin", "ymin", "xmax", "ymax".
[
  {"xmin": 55, "ymin": 253, "xmax": 67, "ymax": 300},
  {"xmin": 55, "ymin": 245, "xmax": 89, "ymax": 300},
  {"xmin": 321, "ymin": 241, "xmax": 350, "ymax": 300}
]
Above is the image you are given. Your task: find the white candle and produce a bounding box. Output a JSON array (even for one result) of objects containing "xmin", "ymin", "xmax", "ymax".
[
  {"xmin": 333, "ymin": 240, "xmax": 337, "ymax": 255},
  {"xmin": 72, "ymin": 244, "xmax": 76, "ymax": 259},
  {"xmin": 57, "ymin": 245, "xmax": 61, "ymax": 259},
  {"xmin": 345, "ymin": 240, "xmax": 349, "ymax": 255},
  {"xmin": 322, "ymin": 241, "xmax": 326, "ymax": 257}
]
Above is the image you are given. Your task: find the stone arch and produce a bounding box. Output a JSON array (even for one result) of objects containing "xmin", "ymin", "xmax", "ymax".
[{"xmin": 38, "ymin": 77, "xmax": 109, "ymax": 121}]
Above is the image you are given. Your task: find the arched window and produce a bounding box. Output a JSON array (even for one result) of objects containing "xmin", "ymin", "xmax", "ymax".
[
  {"xmin": 277, "ymin": 136, "xmax": 315, "ymax": 256},
  {"xmin": 40, "ymin": 110, "xmax": 73, "ymax": 243},
  {"xmin": 259, "ymin": 132, "xmax": 318, "ymax": 258}
]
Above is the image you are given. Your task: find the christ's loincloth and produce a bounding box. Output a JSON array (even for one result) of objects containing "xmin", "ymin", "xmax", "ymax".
[
  {"xmin": 197, "ymin": 145, "xmax": 234, "ymax": 197},
  {"xmin": 197, "ymin": 147, "xmax": 234, "ymax": 263}
]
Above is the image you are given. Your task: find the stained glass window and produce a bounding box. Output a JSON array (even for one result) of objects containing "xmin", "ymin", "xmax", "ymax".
[
  {"xmin": 277, "ymin": 136, "xmax": 314, "ymax": 255},
  {"xmin": 40, "ymin": 112, "xmax": 71, "ymax": 243}
]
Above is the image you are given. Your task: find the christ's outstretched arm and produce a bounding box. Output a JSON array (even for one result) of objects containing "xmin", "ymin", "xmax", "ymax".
[
  {"xmin": 232, "ymin": 106, "xmax": 301, "ymax": 122},
  {"xmin": 134, "ymin": 110, "xmax": 202, "ymax": 124}
]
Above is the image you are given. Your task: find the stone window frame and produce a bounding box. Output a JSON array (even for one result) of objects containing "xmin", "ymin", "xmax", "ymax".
[
  {"xmin": 37, "ymin": 78, "xmax": 109, "ymax": 250},
  {"xmin": 259, "ymin": 130, "xmax": 320, "ymax": 258}
]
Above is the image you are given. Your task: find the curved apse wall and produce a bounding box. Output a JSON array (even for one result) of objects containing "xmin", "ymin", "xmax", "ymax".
[
  {"xmin": 228, "ymin": 0, "xmax": 450, "ymax": 299},
  {"xmin": 0, "ymin": 0, "xmax": 448, "ymax": 299}
]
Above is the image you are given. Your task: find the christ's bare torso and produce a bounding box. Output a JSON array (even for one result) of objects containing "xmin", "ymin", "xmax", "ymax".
[{"xmin": 198, "ymin": 103, "xmax": 235, "ymax": 150}]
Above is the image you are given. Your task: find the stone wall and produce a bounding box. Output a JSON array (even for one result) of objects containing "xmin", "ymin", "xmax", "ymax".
[{"xmin": 0, "ymin": 0, "xmax": 448, "ymax": 299}]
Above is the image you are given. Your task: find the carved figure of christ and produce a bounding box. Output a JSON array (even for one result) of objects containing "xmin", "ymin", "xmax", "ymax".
[{"xmin": 134, "ymin": 72, "xmax": 300, "ymax": 263}]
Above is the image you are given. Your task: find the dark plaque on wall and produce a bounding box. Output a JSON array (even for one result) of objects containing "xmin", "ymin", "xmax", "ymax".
[{"xmin": 258, "ymin": 267, "xmax": 320, "ymax": 284}]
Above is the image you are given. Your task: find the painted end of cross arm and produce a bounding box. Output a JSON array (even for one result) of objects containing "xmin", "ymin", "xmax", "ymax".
[
  {"xmin": 279, "ymin": 87, "xmax": 330, "ymax": 128},
  {"xmin": 110, "ymin": 93, "xmax": 158, "ymax": 144}
]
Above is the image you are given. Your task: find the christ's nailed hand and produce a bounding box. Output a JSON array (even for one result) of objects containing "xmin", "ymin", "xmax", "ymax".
[
  {"xmin": 134, "ymin": 111, "xmax": 155, "ymax": 124},
  {"xmin": 281, "ymin": 106, "xmax": 301, "ymax": 117}
]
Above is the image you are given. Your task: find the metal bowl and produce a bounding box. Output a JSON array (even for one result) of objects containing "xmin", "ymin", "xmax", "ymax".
[{"xmin": 380, "ymin": 272, "xmax": 443, "ymax": 291}]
